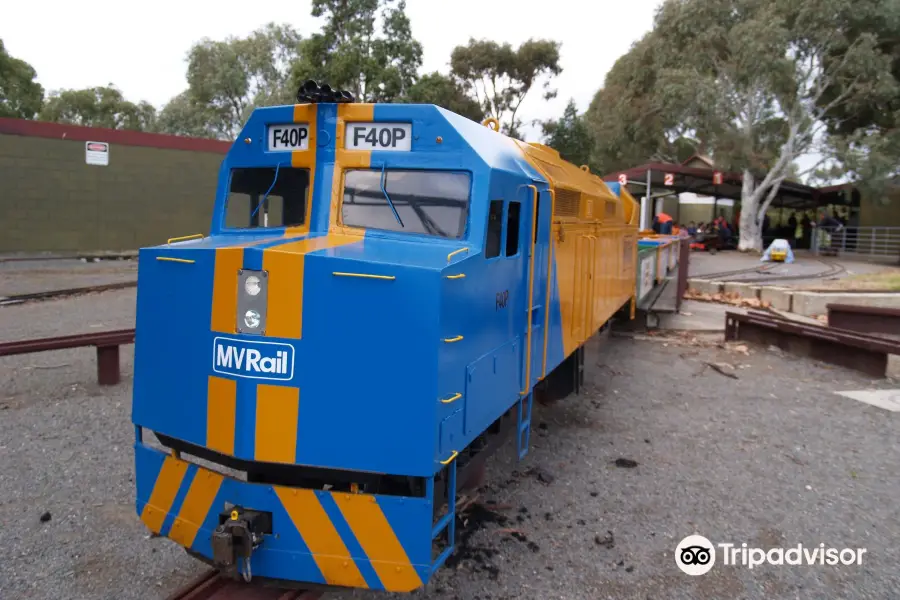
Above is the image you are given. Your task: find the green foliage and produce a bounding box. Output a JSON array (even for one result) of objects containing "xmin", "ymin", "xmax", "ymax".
[
  {"xmin": 586, "ymin": 0, "xmax": 900, "ymax": 250},
  {"xmin": 39, "ymin": 85, "xmax": 157, "ymax": 130},
  {"xmin": 541, "ymin": 99, "xmax": 595, "ymax": 169},
  {"xmin": 155, "ymin": 91, "xmax": 222, "ymax": 138},
  {"xmin": 585, "ymin": 33, "xmax": 700, "ymax": 174},
  {"xmin": 0, "ymin": 39, "xmax": 44, "ymax": 119},
  {"xmin": 404, "ymin": 72, "xmax": 484, "ymax": 121},
  {"xmin": 450, "ymin": 38, "xmax": 562, "ymax": 138},
  {"xmin": 289, "ymin": 0, "xmax": 423, "ymax": 102},
  {"xmin": 184, "ymin": 23, "xmax": 303, "ymax": 139}
]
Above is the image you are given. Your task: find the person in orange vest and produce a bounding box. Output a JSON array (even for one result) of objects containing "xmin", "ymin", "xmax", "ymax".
[{"xmin": 656, "ymin": 211, "xmax": 673, "ymax": 235}]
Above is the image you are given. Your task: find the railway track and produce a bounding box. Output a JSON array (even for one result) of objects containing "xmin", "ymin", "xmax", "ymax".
[
  {"xmin": 691, "ymin": 258, "xmax": 846, "ymax": 284},
  {"xmin": 691, "ymin": 262, "xmax": 779, "ymax": 281},
  {"xmin": 731, "ymin": 259, "xmax": 846, "ymax": 283},
  {"xmin": 0, "ymin": 280, "xmax": 137, "ymax": 306},
  {"xmin": 166, "ymin": 571, "xmax": 323, "ymax": 600}
]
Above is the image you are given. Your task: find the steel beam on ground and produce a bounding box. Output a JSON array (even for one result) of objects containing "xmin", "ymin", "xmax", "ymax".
[
  {"xmin": 725, "ymin": 311, "xmax": 899, "ymax": 377},
  {"xmin": 827, "ymin": 304, "xmax": 900, "ymax": 337},
  {"xmin": 0, "ymin": 329, "xmax": 135, "ymax": 385}
]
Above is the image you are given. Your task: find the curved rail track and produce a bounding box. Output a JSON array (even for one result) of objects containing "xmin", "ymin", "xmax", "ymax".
[
  {"xmin": 166, "ymin": 570, "xmax": 323, "ymax": 600},
  {"xmin": 691, "ymin": 262, "xmax": 780, "ymax": 281},
  {"xmin": 691, "ymin": 258, "xmax": 846, "ymax": 284}
]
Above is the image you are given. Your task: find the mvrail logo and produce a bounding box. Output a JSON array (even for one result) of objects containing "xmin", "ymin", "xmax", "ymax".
[
  {"xmin": 212, "ymin": 337, "xmax": 295, "ymax": 381},
  {"xmin": 675, "ymin": 535, "xmax": 867, "ymax": 575}
]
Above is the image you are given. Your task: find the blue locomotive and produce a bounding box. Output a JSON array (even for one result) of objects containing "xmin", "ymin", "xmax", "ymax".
[{"xmin": 132, "ymin": 81, "xmax": 666, "ymax": 592}]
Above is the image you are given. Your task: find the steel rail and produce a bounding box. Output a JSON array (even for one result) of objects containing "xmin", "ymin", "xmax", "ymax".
[
  {"xmin": 725, "ymin": 310, "xmax": 900, "ymax": 377},
  {"xmin": 0, "ymin": 281, "xmax": 137, "ymax": 306},
  {"xmin": 730, "ymin": 259, "xmax": 846, "ymax": 283},
  {"xmin": 166, "ymin": 571, "xmax": 323, "ymax": 600},
  {"xmin": 827, "ymin": 304, "xmax": 900, "ymax": 337},
  {"xmin": 690, "ymin": 262, "xmax": 778, "ymax": 281}
]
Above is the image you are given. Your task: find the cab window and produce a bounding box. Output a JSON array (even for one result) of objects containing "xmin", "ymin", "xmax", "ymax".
[
  {"xmin": 225, "ymin": 167, "xmax": 309, "ymax": 229},
  {"xmin": 342, "ymin": 169, "xmax": 470, "ymax": 239}
]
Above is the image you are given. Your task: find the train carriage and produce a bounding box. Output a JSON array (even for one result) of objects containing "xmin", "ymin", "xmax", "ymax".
[{"xmin": 131, "ymin": 82, "xmax": 667, "ymax": 592}]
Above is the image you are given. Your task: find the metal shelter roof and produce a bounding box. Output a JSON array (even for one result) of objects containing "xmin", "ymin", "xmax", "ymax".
[{"xmin": 603, "ymin": 161, "xmax": 859, "ymax": 210}]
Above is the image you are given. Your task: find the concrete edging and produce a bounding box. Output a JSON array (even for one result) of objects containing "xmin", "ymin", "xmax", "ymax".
[{"xmin": 686, "ymin": 278, "xmax": 900, "ymax": 317}]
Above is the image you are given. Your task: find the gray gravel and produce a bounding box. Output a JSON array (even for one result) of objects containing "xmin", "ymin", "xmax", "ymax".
[{"xmin": 2, "ymin": 290, "xmax": 899, "ymax": 599}]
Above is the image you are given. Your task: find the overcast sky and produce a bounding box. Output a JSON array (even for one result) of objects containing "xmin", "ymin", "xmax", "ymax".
[{"xmin": 1, "ymin": 0, "xmax": 661, "ymax": 142}]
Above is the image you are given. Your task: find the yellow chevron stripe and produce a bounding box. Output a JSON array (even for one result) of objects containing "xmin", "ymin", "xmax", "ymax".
[
  {"xmin": 275, "ymin": 488, "xmax": 368, "ymax": 588},
  {"xmin": 334, "ymin": 493, "xmax": 422, "ymax": 592},
  {"xmin": 169, "ymin": 470, "xmax": 224, "ymax": 549},
  {"xmin": 254, "ymin": 384, "xmax": 300, "ymax": 463},
  {"xmin": 140, "ymin": 456, "xmax": 189, "ymax": 534},
  {"xmin": 206, "ymin": 375, "xmax": 236, "ymax": 456}
]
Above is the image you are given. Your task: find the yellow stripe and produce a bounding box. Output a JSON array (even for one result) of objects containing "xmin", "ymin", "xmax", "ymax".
[
  {"xmin": 334, "ymin": 493, "xmax": 423, "ymax": 592},
  {"xmin": 169, "ymin": 469, "xmax": 225, "ymax": 549},
  {"xmin": 261, "ymin": 234, "xmax": 360, "ymax": 339},
  {"xmin": 140, "ymin": 456, "xmax": 189, "ymax": 534},
  {"xmin": 206, "ymin": 375, "xmax": 236, "ymax": 455},
  {"xmin": 254, "ymin": 384, "xmax": 300, "ymax": 463},
  {"xmin": 275, "ymin": 488, "xmax": 368, "ymax": 589},
  {"xmin": 330, "ymin": 104, "xmax": 374, "ymax": 236},
  {"xmin": 210, "ymin": 247, "xmax": 244, "ymax": 333},
  {"xmin": 288, "ymin": 103, "xmax": 316, "ymax": 237}
]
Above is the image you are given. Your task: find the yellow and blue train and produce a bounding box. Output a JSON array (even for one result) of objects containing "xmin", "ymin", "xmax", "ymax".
[{"xmin": 131, "ymin": 82, "xmax": 679, "ymax": 592}]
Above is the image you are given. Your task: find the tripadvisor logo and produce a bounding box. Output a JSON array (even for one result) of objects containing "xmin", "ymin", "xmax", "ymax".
[{"xmin": 675, "ymin": 535, "xmax": 867, "ymax": 575}]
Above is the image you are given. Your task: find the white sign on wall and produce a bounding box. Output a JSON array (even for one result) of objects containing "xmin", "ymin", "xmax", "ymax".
[{"xmin": 85, "ymin": 141, "xmax": 109, "ymax": 166}]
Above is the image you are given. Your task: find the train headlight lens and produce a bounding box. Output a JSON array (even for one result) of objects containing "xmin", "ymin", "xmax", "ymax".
[
  {"xmin": 244, "ymin": 310, "xmax": 261, "ymax": 329},
  {"xmin": 244, "ymin": 275, "xmax": 261, "ymax": 296}
]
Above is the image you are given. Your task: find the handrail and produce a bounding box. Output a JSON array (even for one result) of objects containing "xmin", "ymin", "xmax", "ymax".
[
  {"xmin": 440, "ymin": 393, "xmax": 462, "ymax": 404},
  {"xmin": 586, "ymin": 235, "xmax": 597, "ymax": 333},
  {"xmin": 156, "ymin": 257, "xmax": 196, "ymax": 264},
  {"xmin": 541, "ymin": 188, "xmax": 556, "ymax": 379},
  {"xmin": 332, "ymin": 272, "xmax": 396, "ymax": 280},
  {"xmin": 521, "ymin": 184, "xmax": 539, "ymax": 396},
  {"xmin": 447, "ymin": 247, "xmax": 469, "ymax": 262},
  {"xmin": 167, "ymin": 233, "xmax": 204, "ymax": 245}
]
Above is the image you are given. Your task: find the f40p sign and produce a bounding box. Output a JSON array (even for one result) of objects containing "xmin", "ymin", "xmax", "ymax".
[{"xmin": 345, "ymin": 122, "xmax": 412, "ymax": 151}]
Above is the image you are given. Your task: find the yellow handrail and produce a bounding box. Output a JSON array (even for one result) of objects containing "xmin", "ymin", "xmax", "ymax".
[
  {"xmin": 440, "ymin": 393, "xmax": 462, "ymax": 404},
  {"xmin": 447, "ymin": 247, "xmax": 469, "ymax": 262},
  {"xmin": 443, "ymin": 335, "xmax": 463, "ymax": 343},
  {"xmin": 156, "ymin": 257, "xmax": 195, "ymax": 264},
  {"xmin": 167, "ymin": 233, "xmax": 203, "ymax": 245},
  {"xmin": 332, "ymin": 272, "xmax": 396, "ymax": 280},
  {"xmin": 521, "ymin": 185, "xmax": 538, "ymax": 396},
  {"xmin": 440, "ymin": 450, "xmax": 459, "ymax": 465},
  {"xmin": 444, "ymin": 273, "xmax": 466, "ymax": 280},
  {"xmin": 587, "ymin": 236, "xmax": 597, "ymax": 331},
  {"xmin": 541, "ymin": 188, "xmax": 556, "ymax": 379}
]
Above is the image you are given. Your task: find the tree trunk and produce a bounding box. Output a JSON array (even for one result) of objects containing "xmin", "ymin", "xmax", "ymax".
[{"xmin": 738, "ymin": 169, "xmax": 763, "ymax": 252}]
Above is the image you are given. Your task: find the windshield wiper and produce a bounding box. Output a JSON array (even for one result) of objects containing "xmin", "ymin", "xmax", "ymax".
[
  {"xmin": 380, "ymin": 164, "xmax": 404, "ymax": 228},
  {"xmin": 251, "ymin": 163, "xmax": 282, "ymax": 224}
]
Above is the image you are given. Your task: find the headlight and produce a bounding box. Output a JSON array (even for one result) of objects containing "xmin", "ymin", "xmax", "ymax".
[
  {"xmin": 244, "ymin": 310, "xmax": 261, "ymax": 329},
  {"xmin": 244, "ymin": 275, "xmax": 261, "ymax": 296}
]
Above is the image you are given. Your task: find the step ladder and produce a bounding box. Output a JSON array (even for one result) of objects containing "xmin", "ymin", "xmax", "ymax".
[
  {"xmin": 517, "ymin": 392, "xmax": 534, "ymax": 460},
  {"xmin": 429, "ymin": 457, "xmax": 457, "ymax": 575}
]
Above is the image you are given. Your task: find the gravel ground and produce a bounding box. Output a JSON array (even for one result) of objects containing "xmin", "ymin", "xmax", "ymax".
[
  {"xmin": 0, "ymin": 259, "xmax": 137, "ymax": 297},
  {"xmin": 2, "ymin": 291, "xmax": 899, "ymax": 599}
]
